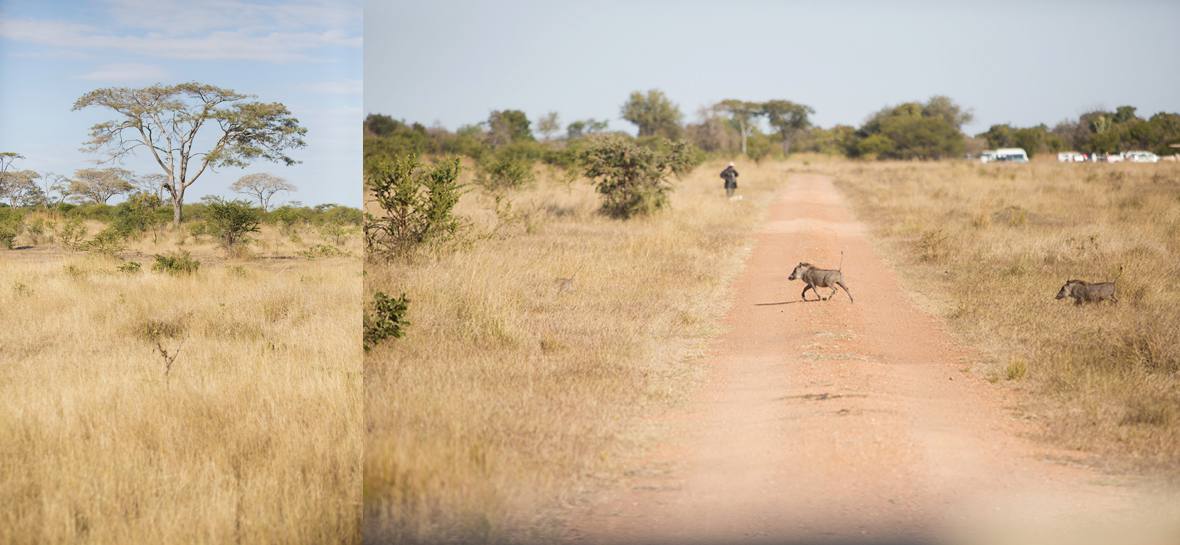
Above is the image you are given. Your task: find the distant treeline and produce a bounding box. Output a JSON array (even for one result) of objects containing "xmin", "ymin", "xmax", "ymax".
[
  {"xmin": 0, "ymin": 199, "xmax": 362, "ymax": 226},
  {"xmin": 365, "ymin": 90, "xmax": 1180, "ymax": 163}
]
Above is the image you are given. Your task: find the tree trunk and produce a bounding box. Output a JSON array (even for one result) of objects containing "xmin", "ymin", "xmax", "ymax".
[{"xmin": 171, "ymin": 188, "xmax": 184, "ymax": 227}]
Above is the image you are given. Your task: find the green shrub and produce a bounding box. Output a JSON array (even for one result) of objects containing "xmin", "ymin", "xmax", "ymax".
[
  {"xmin": 152, "ymin": 251, "xmax": 200, "ymax": 275},
  {"xmin": 299, "ymin": 244, "xmax": 348, "ymax": 259},
  {"xmin": 86, "ymin": 228, "xmax": 127, "ymax": 256},
  {"xmin": 318, "ymin": 221, "xmax": 348, "ymax": 246},
  {"xmin": 580, "ymin": 135, "xmax": 694, "ymax": 219},
  {"xmin": 57, "ymin": 218, "xmax": 87, "ymax": 251},
  {"xmin": 364, "ymin": 154, "xmax": 463, "ymax": 259},
  {"xmin": 110, "ymin": 193, "xmax": 167, "ymax": 239},
  {"xmin": 117, "ymin": 261, "xmax": 142, "ymax": 274},
  {"xmin": 475, "ymin": 148, "xmax": 536, "ymax": 193},
  {"xmin": 25, "ymin": 217, "xmax": 49, "ymax": 245},
  {"xmin": 363, "ymin": 291, "xmax": 410, "ymax": 350},
  {"xmin": 0, "ymin": 208, "xmax": 23, "ymax": 249},
  {"xmin": 203, "ymin": 197, "xmax": 261, "ymax": 249}
]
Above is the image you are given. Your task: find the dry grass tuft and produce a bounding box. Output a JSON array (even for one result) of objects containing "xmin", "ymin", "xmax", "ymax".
[
  {"xmin": 832, "ymin": 160, "xmax": 1180, "ymax": 474},
  {"xmin": 363, "ymin": 160, "xmax": 789, "ymax": 543},
  {"xmin": 0, "ymin": 225, "xmax": 362, "ymax": 545}
]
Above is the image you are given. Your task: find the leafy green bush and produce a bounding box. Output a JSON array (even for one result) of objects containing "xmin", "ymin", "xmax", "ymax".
[
  {"xmin": 203, "ymin": 197, "xmax": 261, "ymax": 250},
  {"xmin": 580, "ymin": 135, "xmax": 694, "ymax": 219},
  {"xmin": 110, "ymin": 193, "xmax": 167, "ymax": 238},
  {"xmin": 475, "ymin": 148, "xmax": 536, "ymax": 193},
  {"xmin": 152, "ymin": 251, "xmax": 200, "ymax": 275},
  {"xmin": 0, "ymin": 208, "xmax": 23, "ymax": 249},
  {"xmin": 117, "ymin": 261, "xmax": 142, "ymax": 274},
  {"xmin": 364, "ymin": 154, "xmax": 463, "ymax": 259},
  {"xmin": 86, "ymin": 228, "xmax": 127, "ymax": 256},
  {"xmin": 57, "ymin": 217, "xmax": 87, "ymax": 251},
  {"xmin": 363, "ymin": 291, "xmax": 410, "ymax": 351}
]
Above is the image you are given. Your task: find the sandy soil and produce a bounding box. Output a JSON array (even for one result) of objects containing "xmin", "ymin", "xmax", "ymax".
[{"xmin": 564, "ymin": 174, "xmax": 1173, "ymax": 545}]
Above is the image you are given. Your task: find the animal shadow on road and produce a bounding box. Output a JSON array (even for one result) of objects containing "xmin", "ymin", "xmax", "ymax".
[{"xmin": 754, "ymin": 299, "xmax": 816, "ymax": 306}]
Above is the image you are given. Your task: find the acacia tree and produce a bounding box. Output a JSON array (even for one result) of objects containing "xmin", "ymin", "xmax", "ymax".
[
  {"xmin": 621, "ymin": 89, "xmax": 683, "ymax": 138},
  {"xmin": 762, "ymin": 100, "xmax": 815, "ymax": 154},
  {"xmin": 69, "ymin": 167, "xmax": 134, "ymax": 204},
  {"xmin": 715, "ymin": 100, "xmax": 762, "ymax": 155},
  {"xmin": 36, "ymin": 172, "xmax": 71, "ymax": 208},
  {"xmin": 73, "ymin": 82, "xmax": 307, "ymax": 226},
  {"xmin": 0, "ymin": 153, "xmax": 42, "ymax": 206},
  {"xmin": 231, "ymin": 172, "xmax": 296, "ymax": 210},
  {"xmin": 536, "ymin": 111, "xmax": 561, "ymax": 141}
]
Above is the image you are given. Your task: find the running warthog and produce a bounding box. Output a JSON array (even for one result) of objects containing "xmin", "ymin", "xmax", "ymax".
[
  {"xmin": 1055, "ymin": 266, "xmax": 1122, "ymax": 305},
  {"xmin": 1055, "ymin": 279, "xmax": 1118, "ymax": 305},
  {"xmin": 788, "ymin": 261, "xmax": 853, "ymax": 303}
]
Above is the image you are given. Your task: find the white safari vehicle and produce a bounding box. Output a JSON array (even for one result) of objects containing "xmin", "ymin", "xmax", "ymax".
[
  {"xmin": 1125, "ymin": 150, "xmax": 1160, "ymax": 163},
  {"xmin": 981, "ymin": 148, "xmax": 1029, "ymax": 163},
  {"xmin": 1057, "ymin": 151, "xmax": 1086, "ymax": 162}
]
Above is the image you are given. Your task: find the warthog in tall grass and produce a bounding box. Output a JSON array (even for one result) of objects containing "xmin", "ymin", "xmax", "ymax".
[
  {"xmin": 788, "ymin": 259, "xmax": 853, "ymax": 303},
  {"xmin": 1055, "ymin": 279, "xmax": 1118, "ymax": 305},
  {"xmin": 1055, "ymin": 267, "xmax": 1122, "ymax": 305}
]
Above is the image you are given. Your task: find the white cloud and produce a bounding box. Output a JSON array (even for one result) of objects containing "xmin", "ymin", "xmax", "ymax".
[
  {"xmin": 304, "ymin": 79, "xmax": 362, "ymax": 95},
  {"xmin": 0, "ymin": 0, "xmax": 360, "ymax": 63},
  {"xmin": 104, "ymin": 0, "xmax": 361, "ymax": 35},
  {"xmin": 77, "ymin": 62, "xmax": 167, "ymax": 82}
]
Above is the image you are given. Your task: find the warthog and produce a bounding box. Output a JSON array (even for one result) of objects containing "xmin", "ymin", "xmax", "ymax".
[
  {"xmin": 788, "ymin": 260, "xmax": 853, "ymax": 303},
  {"xmin": 1055, "ymin": 266, "xmax": 1122, "ymax": 305},
  {"xmin": 1055, "ymin": 279, "xmax": 1118, "ymax": 305}
]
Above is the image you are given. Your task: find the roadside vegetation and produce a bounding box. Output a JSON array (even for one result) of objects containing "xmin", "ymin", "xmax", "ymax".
[
  {"xmin": 832, "ymin": 160, "xmax": 1180, "ymax": 474},
  {"xmin": 364, "ymin": 160, "xmax": 789, "ymax": 543}
]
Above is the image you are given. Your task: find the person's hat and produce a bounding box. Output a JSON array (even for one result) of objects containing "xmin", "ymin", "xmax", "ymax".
[{"xmin": 727, "ymin": 162, "xmax": 735, "ymax": 167}]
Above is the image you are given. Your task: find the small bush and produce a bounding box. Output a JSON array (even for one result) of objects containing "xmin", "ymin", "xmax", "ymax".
[
  {"xmin": 0, "ymin": 208, "xmax": 23, "ymax": 249},
  {"xmin": 299, "ymin": 244, "xmax": 348, "ymax": 259},
  {"xmin": 86, "ymin": 228, "xmax": 127, "ymax": 256},
  {"xmin": 203, "ymin": 198, "xmax": 261, "ymax": 250},
  {"xmin": 580, "ymin": 135, "xmax": 694, "ymax": 219},
  {"xmin": 25, "ymin": 217, "xmax": 49, "ymax": 245},
  {"xmin": 57, "ymin": 218, "xmax": 88, "ymax": 251},
  {"xmin": 318, "ymin": 222, "xmax": 348, "ymax": 246},
  {"xmin": 363, "ymin": 291, "xmax": 410, "ymax": 351},
  {"xmin": 117, "ymin": 261, "xmax": 142, "ymax": 274},
  {"xmin": 475, "ymin": 149, "xmax": 535, "ymax": 193},
  {"xmin": 152, "ymin": 251, "xmax": 200, "ymax": 275},
  {"xmin": 364, "ymin": 154, "xmax": 463, "ymax": 259}
]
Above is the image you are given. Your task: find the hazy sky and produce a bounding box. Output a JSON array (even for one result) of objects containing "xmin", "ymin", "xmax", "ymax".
[
  {"xmin": 0, "ymin": 0, "xmax": 361, "ymax": 206},
  {"xmin": 366, "ymin": 0, "xmax": 1179, "ymax": 136}
]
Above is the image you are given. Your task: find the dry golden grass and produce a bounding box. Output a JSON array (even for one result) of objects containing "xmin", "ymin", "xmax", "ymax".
[
  {"xmin": 363, "ymin": 160, "xmax": 789, "ymax": 543},
  {"xmin": 0, "ymin": 223, "xmax": 362, "ymax": 545},
  {"xmin": 829, "ymin": 159, "xmax": 1180, "ymax": 474}
]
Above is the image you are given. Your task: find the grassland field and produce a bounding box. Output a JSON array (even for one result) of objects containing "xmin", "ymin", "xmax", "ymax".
[{"xmin": 0, "ymin": 218, "xmax": 363, "ymax": 545}]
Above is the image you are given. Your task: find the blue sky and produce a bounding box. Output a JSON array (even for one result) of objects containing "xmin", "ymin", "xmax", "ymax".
[
  {"xmin": 0, "ymin": 0, "xmax": 361, "ymax": 206},
  {"xmin": 366, "ymin": 0, "xmax": 1179, "ymax": 136}
]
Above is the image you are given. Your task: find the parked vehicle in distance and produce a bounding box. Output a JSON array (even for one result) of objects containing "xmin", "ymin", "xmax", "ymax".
[
  {"xmin": 1105, "ymin": 152, "xmax": 1126, "ymax": 163},
  {"xmin": 1057, "ymin": 151, "xmax": 1087, "ymax": 162},
  {"xmin": 984, "ymin": 148, "xmax": 1029, "ymax": 163},
  {"xmin": 979, "ymin": 150, "xmax": 997, "ymax": 163},
  {"xmin": 1125, "ymin": 150, "xmax": 1160, "ymax": 163}
]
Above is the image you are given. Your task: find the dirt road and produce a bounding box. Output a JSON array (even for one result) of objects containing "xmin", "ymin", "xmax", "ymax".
[{"xmin": 565, "ymin": 174, "xmax": 1159, "ymax": 544}]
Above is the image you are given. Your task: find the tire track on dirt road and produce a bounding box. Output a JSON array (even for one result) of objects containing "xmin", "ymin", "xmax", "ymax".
[{"xmin": 564, "ymin": 173, "xmax": 1162, "ymax": 544}]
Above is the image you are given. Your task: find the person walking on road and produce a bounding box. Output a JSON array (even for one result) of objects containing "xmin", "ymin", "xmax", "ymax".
[{"xmin": 720, "ymin": 162, "xmax": 739, "ymax": 198}]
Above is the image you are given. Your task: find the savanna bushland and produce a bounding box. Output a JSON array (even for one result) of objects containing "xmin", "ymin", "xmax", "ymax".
[
  {"xmin": 0, "ymin": 83, "xmax": 363, "ymax": 545},
  {"xmin": 361, "ymin": 89, "xmax": 1180, "ymax": 543}
]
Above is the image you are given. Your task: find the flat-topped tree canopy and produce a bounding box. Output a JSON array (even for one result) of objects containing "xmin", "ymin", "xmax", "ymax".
[{"xmin": 72, "ymin": 82, "xmax": 307, "ymax": 225}]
